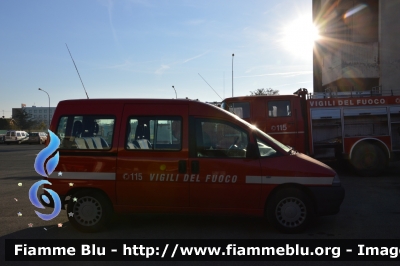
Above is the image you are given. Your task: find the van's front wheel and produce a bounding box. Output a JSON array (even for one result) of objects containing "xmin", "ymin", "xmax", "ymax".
[
  {"xmin": 67, "ymin": 190, "xmax": 112, "ymax": 233},
  {"xmin": 266, "ymin": 188, "xmax": 313, "ymax": 233}
]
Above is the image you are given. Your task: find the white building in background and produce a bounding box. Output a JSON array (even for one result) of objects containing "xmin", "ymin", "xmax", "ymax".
[
  {"xmin": 12, "ymin": 104, "xmax": 56, "ymax": 128},
  {"xmin": 25, "ymin": 105, "xmax": 56, "ymax": 128}
]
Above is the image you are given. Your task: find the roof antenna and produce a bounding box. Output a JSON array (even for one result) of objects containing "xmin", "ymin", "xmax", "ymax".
[
  {"xmin": 172, "ymin": 85, "xmax": 177, "ymax": 99},
  {"xmin": 65, "ymin": 43, "xmax": 89, "ymax": 99},
  {"xmin": 198, "ymin": 73, "xmax": 223, "ymax": 100}
]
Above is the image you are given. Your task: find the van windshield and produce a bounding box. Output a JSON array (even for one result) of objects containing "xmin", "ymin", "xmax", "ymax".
[{"xmin": 255, "ymin": 127, "xmax": 291, "ymax": 153}]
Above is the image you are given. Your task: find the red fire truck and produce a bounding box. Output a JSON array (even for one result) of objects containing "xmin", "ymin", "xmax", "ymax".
[{"xmin": 221, "ymin": 89, "xmax": 400, "ymax": 176}]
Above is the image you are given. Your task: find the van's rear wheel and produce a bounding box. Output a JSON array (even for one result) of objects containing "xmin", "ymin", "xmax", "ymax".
[
  {"xmin": 67, "ymin": 190, "xmax": 112, "ymax": 233},
  {"xmin": 266, "ymin": 188, "xmax": 313, "ymax": 233}
]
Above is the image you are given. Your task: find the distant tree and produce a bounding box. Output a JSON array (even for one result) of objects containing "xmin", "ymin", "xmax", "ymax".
[
  {"xmin": 249, "ymin": 88, "xmax": 279, "ymax": 96},
  {"xmin": 13, "ymin": 109, "xmax": 39, "ymax": 131},
  {"xmin": 34, "ymin": 122, "xmax": 47, "ymax": 131}
]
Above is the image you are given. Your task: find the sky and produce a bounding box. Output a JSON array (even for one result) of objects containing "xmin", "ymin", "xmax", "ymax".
[{"xmin": 0, "ymin": 0, "xmax": 317, "ymax": 118}]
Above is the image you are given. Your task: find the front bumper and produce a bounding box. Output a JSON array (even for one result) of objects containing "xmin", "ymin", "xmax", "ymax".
[{"xmin": 309, "ymin": 186, "xmax": 345, "ymax": 216}]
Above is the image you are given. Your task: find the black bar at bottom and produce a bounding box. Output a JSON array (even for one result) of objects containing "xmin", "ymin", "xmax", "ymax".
[{"xmin": 5, "ymin": 239, "xmax": 400, "ymax": 261}]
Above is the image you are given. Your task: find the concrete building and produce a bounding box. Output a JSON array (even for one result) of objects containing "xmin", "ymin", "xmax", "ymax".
[
  {"xmin": 12, "ymin": 104, "xmax": 56, "ymax": 129},
  {"xmin": 313, "ymin": 0, "xmax": 400, "ymax": 96}
]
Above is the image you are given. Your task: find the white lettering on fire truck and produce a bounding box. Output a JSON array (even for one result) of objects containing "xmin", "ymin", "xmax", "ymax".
[
  {"xmin": 310, "ymin": 98, "xmax": 386, "ymax": 107},
  {"xmin": 271, "ymin": 124, "xmax": 287, "ymax": 131},
  {"xmin": 309, "ymin": 100, "xmax": 336, "ymax": 107}
]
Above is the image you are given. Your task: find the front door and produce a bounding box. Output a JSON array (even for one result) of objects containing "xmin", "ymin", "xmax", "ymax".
[{"xmin": 188, "ymin": 118, "xmax": 262, "ymax": 210}]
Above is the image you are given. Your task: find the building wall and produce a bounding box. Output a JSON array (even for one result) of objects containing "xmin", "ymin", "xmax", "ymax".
[
  {"xmin": 313, "ymin": 0, "xmax": 400, "ymax": 95},
  {"xmin": 321, "ymin": 42, "xmax": 380, "ymax": 86},
  {"xmin": 24, "ymin": 106, "xmax": 56, "ymax": 127},
  {"xmin": 380, "ymin": 0, "xmax": 400, "ymax": 95}
]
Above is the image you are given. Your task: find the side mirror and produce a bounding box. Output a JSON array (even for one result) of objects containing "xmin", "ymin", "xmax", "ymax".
[{"xmin": 246, "ymin": 143, "xmax": 259, "ymax": 159}]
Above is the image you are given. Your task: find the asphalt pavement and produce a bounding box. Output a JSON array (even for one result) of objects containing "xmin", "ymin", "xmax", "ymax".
[{"xmin": 0, "ymin": 144, "xmax": 399, "ymax": 266}]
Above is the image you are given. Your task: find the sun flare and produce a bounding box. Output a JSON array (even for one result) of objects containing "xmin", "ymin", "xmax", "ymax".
[{"xmin": 281, "ymin": 15, "xmax": 320, "ymax": 58}]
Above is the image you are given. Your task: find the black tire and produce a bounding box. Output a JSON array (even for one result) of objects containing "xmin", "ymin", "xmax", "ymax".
[
  {"xmin": 351, "ymin": 143, "xmax": 386, "ymax": 177},
  {"xmin": 266, "ymin": 188, "xmax": 313, "ymax": 234},
  {"xmin": 67, "ymin": 190, "xmax": 113, "ymax": 233}
]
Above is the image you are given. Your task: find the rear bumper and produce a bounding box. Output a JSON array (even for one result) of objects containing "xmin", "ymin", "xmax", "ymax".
[{"xmin": 309, "ymin": 186, "xmax": 345, "ymax": 216}]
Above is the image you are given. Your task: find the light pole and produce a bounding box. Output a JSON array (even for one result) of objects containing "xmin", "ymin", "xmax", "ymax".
[
  {"xmin": 172, "ymin": 86, "xmax": 177, "ymax": 99},
  {"xmin": 232, "ymin": 53, "xmax": 234, "ymax": 97},
  {"xmin": 38, "ymin": 88, "xmax": 50, "ymax": 130}
]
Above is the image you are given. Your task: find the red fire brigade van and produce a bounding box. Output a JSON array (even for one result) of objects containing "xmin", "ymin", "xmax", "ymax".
[
  {"xmin": 222, "ymin": 89, "xmax": 400, "ymax": 176},
  {"xmin": 41, "ymin": 98, "xmax": 344, "ymax": 233}
]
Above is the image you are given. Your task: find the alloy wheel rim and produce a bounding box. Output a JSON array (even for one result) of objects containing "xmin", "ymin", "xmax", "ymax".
[
  {"xmin": 73, "ymin": 196, "xmax": 103, "ymax": 226},
  {"xmin": 276, "ymin": 197, "xmax": 306, "ymax": 228}
]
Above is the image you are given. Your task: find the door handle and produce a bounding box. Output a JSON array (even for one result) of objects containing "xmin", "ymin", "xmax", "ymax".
[
  {"xmin": 191, "ymin": 161, "xmax": 199, "ymax": 174},
  {"xmin": 178, "ymin": 160, "xmax": 187, "ymax": 173}
]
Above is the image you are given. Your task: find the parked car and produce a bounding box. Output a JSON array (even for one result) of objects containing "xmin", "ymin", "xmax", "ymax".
[
  {"xmin": 26, "ymin": 132, "xmax": 47, "ymax": 144},
  {"xmin": 5, "ymin": 130, "xmax": 29, "ymax": 144}
]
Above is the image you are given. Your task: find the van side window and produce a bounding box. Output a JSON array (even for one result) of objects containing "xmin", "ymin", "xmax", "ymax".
[
  {"xmin": 268, "ymin": 100, "xmax": 291, "ymax": 117},
  {"xmin": 56, "ymin": 115, "xmax": 115, "ymax": 150},
  {"xmin": 195, "ymin": 119, "xmax": 248, "ymax": 158},
  {"xmin": 126, "ymin": 117, "xmax": 181, "ymax": 150},
  {"xmin": 256, "ymin": 138, "xmax": 277, "ymax": 157}
]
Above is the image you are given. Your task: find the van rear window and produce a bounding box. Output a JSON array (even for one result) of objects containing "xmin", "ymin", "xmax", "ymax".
[{"xmin": 56, "ymin": 115, "xmax": 115, "ymax": 150}]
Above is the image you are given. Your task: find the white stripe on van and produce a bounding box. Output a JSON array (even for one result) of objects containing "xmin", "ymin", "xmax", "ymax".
[
  {"xmin": 246, "ymin": 176, "xmax": 333, "ymax": 185},
  {"xmin": 49, "ymin": 172, "xmax": 115, "ymax": 180}
]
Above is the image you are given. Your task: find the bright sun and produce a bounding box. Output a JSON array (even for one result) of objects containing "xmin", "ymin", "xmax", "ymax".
[{"xmin": 281, "ymin": 15, "xmax": 320, "ymax": 58}]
